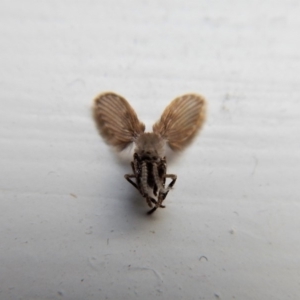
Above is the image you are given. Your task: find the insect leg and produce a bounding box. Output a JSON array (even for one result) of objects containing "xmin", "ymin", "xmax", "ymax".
[
  {"xmin": 130, "ymin": 161, "xmax": 138, "ymax": 175},
  {"xmin": 150, "ymin": 198, "xmax": 158, "ymax": 205},
  {"xmin": 158, "ymin": 174, "xmax": 177, "ymax": 202},
  {"xmin": 124, "ymin": 174, "xmax": 158, "ymax": 208},
  {"xmin": 147, "ymin": 206, "xmax": 157, "ymax": 215},
  {"xmin": 124, "ymin": 158, "xmax": 143, "ymax": 192},
  {"xmin": 152, "ymin": 162, "xmax": 163, "ymax": 197},
  {"xmin": 145, "ymin": 196, "xmax": 153, "ymax": 208},
  {"xmin": 124, "ymin": 174, "xmax": 139, "ymax": 190},
  {"xmin": 165, "ymin": 174, "xmax": 177, "ymax": 189}
]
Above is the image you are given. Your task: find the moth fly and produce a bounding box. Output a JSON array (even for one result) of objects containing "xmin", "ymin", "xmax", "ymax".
[{"xmin": 93, "ymin": 92, "xmax": 206, "ymax": 214}]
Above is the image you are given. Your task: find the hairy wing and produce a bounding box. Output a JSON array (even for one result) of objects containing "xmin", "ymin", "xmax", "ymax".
[
  {"xmin": 93, "ymin": 92, "xmax": 145, "ymax": 151},
  {"xmin": 153, "ymin": 94, "xmax": 206, "ymax": 151}
]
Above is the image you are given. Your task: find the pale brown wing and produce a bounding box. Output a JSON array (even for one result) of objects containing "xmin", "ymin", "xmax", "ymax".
[
  {"xmin": 153, "ymin": 94, "xmax": 206, "ymax": 151},
  {"xmin": 93, "ymin": 92, "xmax": 145, "ymax": 151}
]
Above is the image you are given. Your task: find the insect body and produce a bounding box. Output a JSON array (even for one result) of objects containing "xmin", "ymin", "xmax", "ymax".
[
  {"xmin": 93, "ymin": 92, "xmax": 206, "ymax": 214},
  {"xmin": 125, "ymin": 151, "xmax": 177, "ymax": 214}
]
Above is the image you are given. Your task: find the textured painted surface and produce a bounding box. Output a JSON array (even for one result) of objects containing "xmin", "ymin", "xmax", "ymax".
[{"xmin": 0, "ymin": 1, "xmax": 300, "ymax": 299}]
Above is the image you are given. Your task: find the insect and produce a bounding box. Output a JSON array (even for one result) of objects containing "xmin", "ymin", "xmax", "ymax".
[{"xmin": 93, "ymin": 92, "xmax": 206, "ymax": 214}]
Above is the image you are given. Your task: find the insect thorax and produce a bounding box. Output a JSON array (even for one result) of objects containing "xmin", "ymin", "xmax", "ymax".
[{"xmin": 134, "ymin": 132, "xmax": 166, "ymax": 161}]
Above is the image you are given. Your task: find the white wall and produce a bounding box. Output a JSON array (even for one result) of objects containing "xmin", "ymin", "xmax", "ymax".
[{"xmin": 0, "ymin": 1, "xmax": 299, "ymax": 299}]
